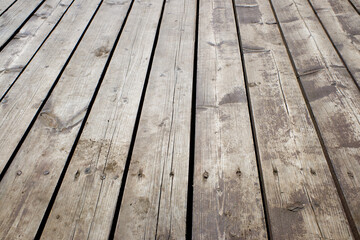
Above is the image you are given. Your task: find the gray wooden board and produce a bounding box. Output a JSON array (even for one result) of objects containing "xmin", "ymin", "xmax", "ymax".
[
  {"xmin": 0, "ymin": 0, "xmax": 74, "ymax": 98},
  {"xmin": 0, "ymin": 0, "xmax": 44, "ymax": 48},
  {"xmin": 0, "ymin": 0, "xmax": 132, "ymax": 239},
  {"xmin": 192, "ymin": 0, "xmax": 267, "ymax": 239},
  {"xmin": 40, "ymin": 0, "xmax": 164, "ymax": 239},
  {"xmin": 0, "ymin": 0, "xmax": 102, "ymax": 173},
  {"xmin": 115, "ymin": 0, "xmax": 196, "ymax": 238},
  {"xmin": 0, "ymin": 0, "xmax": 16, "ymax": 15},
  {"xmin": 308, "ymin": 0, "xmax": 360, "ymax": 87},
  {"xmin": 236, "ymin": 0, "xmax": 353, "ymax": 238},
  {"xmin": 349, "ymin": 0, "xmax": 360, "ymax": 13},
  {"xmin": 271, "ymin": 0, "xmax": 360, "ymax": 235}
]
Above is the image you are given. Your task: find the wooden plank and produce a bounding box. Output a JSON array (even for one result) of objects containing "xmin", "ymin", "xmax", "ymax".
[
  {"xmin": 0, "ymin": 0, "xmax": 44, "ymax": 48},
  {"xmin": 114, "ymin": 0, "xmax": 195, "ymax": 238},
  {"xmin": 192, "ymin": 0, "xmax": 267, "ymax": 239},
  {"xmin": 40, "ymin": 0, "xmax": 164, "ymax": 239},
  {"xmin": 235, "ymin": 0, "xmax": 353, "ymax": 238},
  {"xmin": 348, "ymin": 0, "xmax": 360, "ymax": 13},
  {"xmin": 308, "ymin": 0, "xmax": 360, "ymax": 87},
  {"xmin": 0, "ymin": 0, "xmax": 16, "ymax": 15},
  {"xmin": 0, "ymin": 0, "xmax": 102, "ymax": 173},
  {"xmin": 0, "ymin": 0, "xmax": 74, "ymax": 98},
  {"xmin": 271, "ymin": 0, "xmax": 360, "ymax": 235},
  {"xmin": 0, "ymin": 0, "xmax": 132, "ymax": 239}
]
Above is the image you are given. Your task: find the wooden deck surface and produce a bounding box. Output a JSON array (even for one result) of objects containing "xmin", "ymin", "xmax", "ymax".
[{"xmin": 0, "ymin": 0, "xmax": 359, "ymax": 239}]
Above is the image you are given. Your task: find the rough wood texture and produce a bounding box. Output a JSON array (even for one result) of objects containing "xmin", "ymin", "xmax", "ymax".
[
  {"xmin": 308, "ymin": 0, "xmax": 360, "ymax": 87},
  {"xmin": 0, "ymin": 1, "xmax": 132, "ymax": 239},
  {"xmin": 0, "ymin": 0, "xmax": 44, "ymax": 48},
  {"xmin": 0, "ymin": 0, "xmax": 359, "ymax": 238},
  {"xmin": 0, "ymin": 0, "xmax": 16, "ymax": 15},
  {"xmin": 0, "ymin": 0, "xmax": 73, "ymax": 98},
  {"xmin": 115, "ymin": 0, "xmax": 196, "ymax": 238},
  {"xmin": 236, "ymin": 0, "xmax": 353, "ymax": 238},
  {"xmin": 271, "ymin": 0, "xmax": 360, "ymax": 235},
  {"xmin": 348, "ymin": 0, "xmax": 360, "ymax": 13},
  {"xmin": 0, "ymin": 0, "xmax": 102, "ymax": 173},
  {"xmin": 192, "ymin": 0, "xmax": 267, "ymax": 239},
  {"xmin": 40, "ymin": 0, "xmax": 164, "ymax": 239}
]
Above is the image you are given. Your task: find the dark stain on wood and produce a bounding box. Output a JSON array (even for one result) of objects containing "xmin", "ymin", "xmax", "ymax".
[
  {"xmin": 94, "ymin": 46, "xmax": 110, "ymax": 57},
  {"xmin": 236, "ymin": 3, "xmax": 262, "ymax": 24},
  {"xmin": 302, "ymin": 81, "xmax": 337, "ymax": 102},
  {"xmin": 219, "ymin": 88, "xmax": 246, "ymax": 105}
]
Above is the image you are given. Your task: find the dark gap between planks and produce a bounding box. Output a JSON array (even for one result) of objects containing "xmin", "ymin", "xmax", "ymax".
[
  {"xmin": 0, "ymin": 0, "xmax": 76, "ymax": 101},
  {"xmin": 231, "ymin": 0, "xmax": 273, "ymax": 238},
  {"xmin": 108, "ymin": 0, "xmax": 167, "ymax": 238},
  {"xmin": 267, "ymin": 0, "xmax": 360, "ymax": 238},
  {"xmin": 34, "ymin": 0, "xmax": 136, "ymax": 238}
]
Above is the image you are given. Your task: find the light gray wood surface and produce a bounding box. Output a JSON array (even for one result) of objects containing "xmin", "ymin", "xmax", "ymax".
[
  {"xmin": 192, "ymin": 0, "xmax": 267, "ymax": 239},
  {"xmin": 115, "ymin": 0, "xmax": 196, "ymax": 238},
  {"xmin": 308, "ymin": 0, "xmax": 360, "ymax": 87},
  {"xmin": 0, "ymin": 0, "xmax": 132, "ymax": 239},
  {"xmin": 0, "ymin": 0, "xmax": 358, "ymax": 238},
  {"xmin": 0, "ymin": 0, "xmax": 102, "ymax": 173},
  {"xmin": 236, "ymin": 0, "xmax": 353, "ymax": 238},
  {"xmin": 0, "ymin": 0, "xmax": 44, "ymax": 48},
  {"xmin": 0, "ymin": 0, "xmax": 74, "ymax": 98},
  {"xmin": 348, "ymin": 0, "xmax": 360, "ymax": 13},
  {"xmin": 271, "ymin": 0, "xmax": 360, "ymax": 236},
  {"xmin": 0, "ymin": 0, "xmax": 16, "ymax": 15},
  {"xmin": 40, "ymin": 0, "xmax": 164, "ymax": 239}
]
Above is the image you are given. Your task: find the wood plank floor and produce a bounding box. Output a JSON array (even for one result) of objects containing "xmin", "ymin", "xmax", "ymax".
[{"xmin": 0, "ymin": 0, "xmax": 359, "ymax": 239}]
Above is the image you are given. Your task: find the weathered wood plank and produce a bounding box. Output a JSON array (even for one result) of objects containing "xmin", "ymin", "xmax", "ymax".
[
  {"xmin": 0, "ymin": 1, "xmax": 132, "ymax": 239},
  {"xmin": 40, "ymin": 0, "xmax": 164, "ymax": 239},
  {"xmin": 0, "ymin": 0, "xmax": 102, "ymax": 173},
  {"xmin": 192, "ymin": 0, "xmax": 267, "ymax": 239},
  {"xmin": 348, "ymin": 0, "xmax": 360, "ymax": 13},
  {"xmin": 235, "ymin": 0, "xmax": 353, "ymax": 238},
  {"xmin": 115, "ymin": 0, "xmax": 195, "ymax": 238},
  {"xmin": 0, "ymin": 0, "xmax": 74, "ymax": 98},
  {"xmin": 0, "ymin": 0, "xmax": 44, "ymax": 48},
  {"xmin": 0, "ymin": 0, "xmax": 16, "ymax": 15},
  {"xmin": 271, "ymin": 0, "xmax": 360, "ymax": 235},
  {"xmin": 308, "ymin": 0, "xmax": 360, "ymax": 87}
]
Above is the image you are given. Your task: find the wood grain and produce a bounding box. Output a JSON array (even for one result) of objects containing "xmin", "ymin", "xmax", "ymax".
[
  {"xmin": 236, "ymin": 0, "xmax": 353, "ymax": 238},
  {"xmin": 271, "ymin": 0, "xmax": 360, "ymax": 235},
  {"xmin": 348, "ymin": 0, "xmax": 360, "ymax": 13},
  {"xmin": 0, "ymin": 1, "xmax": 132, "ymax": 239},
  {"xmin": 308, "ymin": 0, "xmax": 360, "ymax": 87},
  {"xmin": 0, "ymin": 0, "xmax": 16, "ymax": 15},
  {"xmin": 115, "ymin": 0, "xmax": 196, "ymax": 238},
  {"xmin": 0, "ymin": 0, "xmax": 44, "ymax": 48},
  {"xmin": 192, "ymin": 0, "xmax": 267, "ymax": 239},
  {"xmin": 0, "ymin": 0, "xmax": 73, "ymax": 98},
  {"xmin": 0, "ymin": 0, "xmax": 102, "ymax": 173},
  {"xmin": 40, "ymin": 0, "xmax": 164, "ymax": 239}
]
